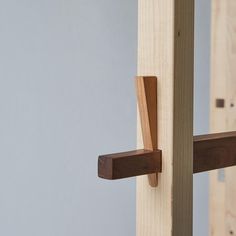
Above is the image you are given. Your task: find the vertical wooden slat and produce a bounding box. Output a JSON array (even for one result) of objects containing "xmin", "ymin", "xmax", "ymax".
[
  {"xmin": 225, "ymin": 3, "xmax": 236, "ymax": 235},
  {"xmin": 210, "ymin": 0, "xmax": 236, "ymax": 235},
  {"xmin": 209, "ymin": 1, "xmax": 227, "ymax": 235},
  {"xmin": 136, "ymin": 0, "xmax": 194, "ymax": 235}
]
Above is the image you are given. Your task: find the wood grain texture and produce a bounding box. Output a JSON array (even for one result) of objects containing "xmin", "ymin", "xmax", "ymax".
[
  {"xmin": 210, "ymin": 0, "xmax": 236, "ymax": 235},
  {"xmin": 98, "ymin": 149, "xmax": 162, "ymax": 180},
  {"xmin": 210, "ymin": 1, "xmax": 227, "ymax": 234},
  {"xmin": 137, "ymin": 0, "xmax": 194, "ymax": 235},
  {"xmin": 98, "ymin": 132, "xmax": 236, "ymax": 181},
  {"xmin": 225, "ymin": 2, "xmax": 236, "ymax": 235},
  {"xmin": 194, "ymin": 132, "xmax": 236, "ymax": 173},
  {"xmin": 98, "ymin": 131, "xmax": 236, "ymax": 180},
  {"xmin": 136, "ymin": 76, "xmax": 158, "ymax": 186}
]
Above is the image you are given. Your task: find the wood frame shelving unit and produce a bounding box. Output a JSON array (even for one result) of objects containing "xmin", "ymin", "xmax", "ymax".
[{"xmin": 98, "ymin": 0, "xmax": 236, "ymax": 235}]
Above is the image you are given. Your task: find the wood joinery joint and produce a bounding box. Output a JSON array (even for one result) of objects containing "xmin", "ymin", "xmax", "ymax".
[
  {"xmin": 98, "ymin": 76, "xmax": 159, "ymax": 187},
  {"xmin": 98, "ymin": 131, "xmax": 236, "ymax": 180},
  {"xmin": 98, "ymin": 77, "xmax": 236, "ymax": 186}
]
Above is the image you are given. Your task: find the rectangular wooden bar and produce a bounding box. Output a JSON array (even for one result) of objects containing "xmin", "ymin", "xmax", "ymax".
[
  {"xmin": 194, "ymin": 131, "xmax": 236, "ymax": 173},
  {"xmin": 210, "ymin": 0, "xmax": 236, "ymax": 235},
  {"xmin": 98, "ymin": 131, "xmax": 236, "ymax": 180},
  {"xmin": 98, "ymin": 149, "xmax": 161, "ymax": 180}
]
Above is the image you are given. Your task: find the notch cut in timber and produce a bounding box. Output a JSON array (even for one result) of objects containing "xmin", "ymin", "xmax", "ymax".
[
  {"xmin": 98, "ymin": 131, "xmax": 236, "ymax": 180},
  {"xmin": 136, "ymin": 76, "xmax": 158, "ymax": 187}
]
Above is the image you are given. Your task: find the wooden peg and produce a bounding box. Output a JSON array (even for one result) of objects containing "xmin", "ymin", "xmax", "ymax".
[
  {"xmin": 98, "ymin": 149, "xmax": 162, "ymax": 180},
  {"xmin": 136, "ymin": 76, "xmax": 158, "ymax": 187}
]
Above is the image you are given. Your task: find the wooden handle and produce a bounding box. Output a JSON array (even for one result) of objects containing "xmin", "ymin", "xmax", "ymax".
[{"xmin": 136, "ymin": 76, "xmax": 158, "ymax": 187}]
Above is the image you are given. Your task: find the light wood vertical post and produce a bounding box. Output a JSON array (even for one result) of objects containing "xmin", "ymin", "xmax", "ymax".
[
  {"xmin": 136, "ymin": 0, "xmax": 194, "ymax": 235},
  {"xmin": 210, "ymin": 0, "xmax": 236, "ymax": 235}
]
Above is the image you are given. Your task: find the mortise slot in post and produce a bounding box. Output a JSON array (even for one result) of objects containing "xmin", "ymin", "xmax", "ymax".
[{"xmin": 216, "ymin": 98, "xmax": 225, "ymax": 108}]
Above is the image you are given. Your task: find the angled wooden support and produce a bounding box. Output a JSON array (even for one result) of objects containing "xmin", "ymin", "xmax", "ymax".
[{"xmin": 136, "ymin": 76, "xmax": 158, "ymax": 186}]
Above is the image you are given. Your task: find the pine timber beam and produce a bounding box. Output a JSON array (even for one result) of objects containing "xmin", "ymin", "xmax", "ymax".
[
  {"xmin": 209, "ymin": 0, "xmax": 236, "ymax": 234},
  {"xmin": 137, "ymin": 0, "xmax": 194, "ymax": 235}
]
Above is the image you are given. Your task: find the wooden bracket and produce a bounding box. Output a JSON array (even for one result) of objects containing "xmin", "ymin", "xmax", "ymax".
[
  {"xmin": 98, "ymin": 76, "xmax": 160, "ymax": 187},
  {"xmin": 97, "ymin": 76, "xmax": 236, "ymax": 187}
]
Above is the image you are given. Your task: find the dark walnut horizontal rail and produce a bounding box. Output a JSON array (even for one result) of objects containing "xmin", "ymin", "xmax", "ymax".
[
  {"xmin": 98, "ymin": 149, "xmax": 161, "ymax": 179},
  {"xmin": 98, "ymin": 131, "xmax": 236, "ymax": 180},
  {"xmin": 193, "ymin": 131, "xmax": 236, "ymax": 173}
]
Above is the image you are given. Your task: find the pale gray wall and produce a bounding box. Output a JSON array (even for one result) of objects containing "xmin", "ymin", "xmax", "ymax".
[
  {"xmin": 194, "ymin": 0, "xmax": 211, "ymax": 235},
  {"xmin": 0, "ymin": 0, "xmax": 210, "ymax": 235}
]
